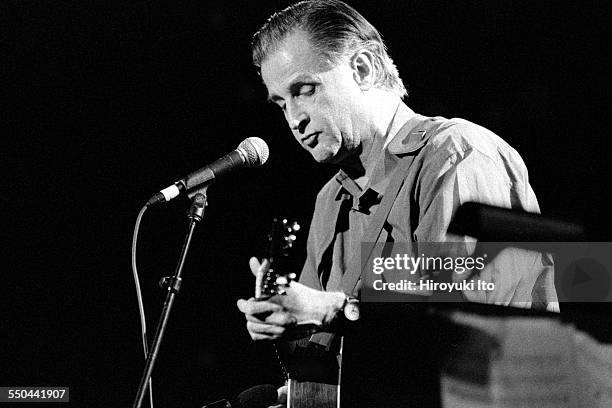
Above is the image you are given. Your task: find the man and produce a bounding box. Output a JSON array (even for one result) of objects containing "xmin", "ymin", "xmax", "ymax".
[{"xmin": 236, "ymin": 0, "xmax": 557, "ymax": 396}]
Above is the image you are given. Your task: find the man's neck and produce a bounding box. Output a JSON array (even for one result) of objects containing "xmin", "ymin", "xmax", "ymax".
[{"xmin": 340, "ymin": 92, "xmax": 413, "ymax": 179}]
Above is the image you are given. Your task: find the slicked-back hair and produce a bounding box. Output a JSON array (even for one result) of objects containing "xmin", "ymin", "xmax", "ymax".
[{"xmin": 252, "ymin": 0, "xmax": 407, "ymax": 98}]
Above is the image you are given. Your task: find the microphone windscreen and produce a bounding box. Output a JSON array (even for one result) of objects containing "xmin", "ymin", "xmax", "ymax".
[
  {"xmin": 236, "ymin": 384, "xmax": 278, "ymax": 408},
  {"xmin": 238, "ymin": 137, "xmax": 269, "ymax": 167}
]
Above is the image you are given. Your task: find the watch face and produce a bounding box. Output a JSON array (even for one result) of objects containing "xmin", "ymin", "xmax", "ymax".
[{"xmin": 344, "ymin": 302, "xmax": 360, "ymax": 321}]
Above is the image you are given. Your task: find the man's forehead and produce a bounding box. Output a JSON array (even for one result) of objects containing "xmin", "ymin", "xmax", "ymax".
[
  {"xmin": 260, "ymin": 30, "xmax": 324, "ymax": 92},
  {"xmin": 267, "ymin": 29, "xmax": 316, "ymax": 66}
]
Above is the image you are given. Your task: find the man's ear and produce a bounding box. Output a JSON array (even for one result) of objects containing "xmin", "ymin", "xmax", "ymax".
[{"xmin": 350, "ymin": 50, "xmax": 375, "ymax": 90}]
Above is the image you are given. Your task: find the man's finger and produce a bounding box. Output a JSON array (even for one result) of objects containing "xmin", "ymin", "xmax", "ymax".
[
  {"xmin": 237, "ymin": 298, "xmax": 283, "ymax": 315},
  {"xmin": 247, "ymin": 321, "xmax": 285, "ymax": 338},
  {"xmin": 245, "ymin": 311, "xmax": 296, "ymax": 326},
  {"xmin": 250, "ymin": 332, "xmax": 278, "ymax": 341},
  {"xmin": 236, "ymin": 297, "xmax": 255, "ymax": 313}
]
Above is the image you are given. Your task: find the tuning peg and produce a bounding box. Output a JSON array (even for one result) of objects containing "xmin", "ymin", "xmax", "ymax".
[
  {"xmin": 275, "ymin": 273, "xmax": 297, "ymax": 285},
  {"xmin": 284, "ymin": 235, "xmax": 296, "ymax": 248}
]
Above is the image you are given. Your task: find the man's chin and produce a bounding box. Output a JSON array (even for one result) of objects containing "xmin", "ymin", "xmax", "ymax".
[
  {"xmin": 310, "ymin": 147, "xmax": 340, "ymax": 164},
  {"xmin": 315, "ymin": 148, "xmax": 355, "ymax": 165}
]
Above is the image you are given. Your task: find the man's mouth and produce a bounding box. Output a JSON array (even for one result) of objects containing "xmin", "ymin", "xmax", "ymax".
[{"xmin": 301, "ymin": 132, "xmax": 320, "ymax": 148}]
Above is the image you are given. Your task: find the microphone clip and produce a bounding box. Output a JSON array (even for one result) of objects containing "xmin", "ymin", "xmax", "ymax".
[
  {"xmin": 188, "ymin": 191, "xmax": 207, "ymax": 222},
  {"xmin": 158, "ymin": 276, "xmax": 182, "ymax": 294}
]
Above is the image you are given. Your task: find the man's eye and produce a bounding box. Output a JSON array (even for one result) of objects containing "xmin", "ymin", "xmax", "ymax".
[{"xmin": 298, "ymin": 84, "xmax": 315, "ymax": 96}]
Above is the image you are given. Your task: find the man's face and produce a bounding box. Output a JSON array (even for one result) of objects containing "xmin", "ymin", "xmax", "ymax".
[{"xmin": 261, "ymin": 30, "xmax": 367, "ymax": 164}]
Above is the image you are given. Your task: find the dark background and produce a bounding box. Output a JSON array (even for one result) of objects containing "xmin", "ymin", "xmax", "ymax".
[{"xmin": 4, "ymin": 1, "xmax": 610, "ymax": 406}]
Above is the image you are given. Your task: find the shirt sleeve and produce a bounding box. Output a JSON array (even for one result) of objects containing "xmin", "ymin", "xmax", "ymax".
[
  {"xmin": 299, "ymin": 212, "xmax": 323, "ymax": 291},
  {"xmin": 412, "ymin": 124, "xmax": 558, "ymax": 309},
  {"xmin": 298, "ymin": 177, "xmax": 341, "ymax": 291}
]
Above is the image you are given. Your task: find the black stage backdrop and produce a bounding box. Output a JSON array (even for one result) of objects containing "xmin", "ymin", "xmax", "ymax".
[{"xmin": 4, "ymin": 1, "xmax": 610, "ymax": 407}]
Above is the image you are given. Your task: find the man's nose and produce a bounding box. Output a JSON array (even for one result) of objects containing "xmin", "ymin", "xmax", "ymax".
[
  {"xmin": 290, "ymin": 114, "xmax": 309, "ymax": 134},
  {"xmin": 287, "ymin": 105, "xmax": 309, "ymax": 134}
]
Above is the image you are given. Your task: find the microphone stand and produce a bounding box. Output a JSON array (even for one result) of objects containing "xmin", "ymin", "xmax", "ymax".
[{"xmin": 133, "ymin": 191, "xmax": 208, "ymax": 408}]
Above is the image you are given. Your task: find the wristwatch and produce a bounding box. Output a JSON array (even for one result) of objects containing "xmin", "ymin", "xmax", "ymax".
[{"xmin": 341, "ymin": 295, "xmax": 360, "ymax": 322}]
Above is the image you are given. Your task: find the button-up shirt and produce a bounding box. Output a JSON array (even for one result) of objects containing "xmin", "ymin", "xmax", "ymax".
[{"xmin": 299, "ymin": 105, "xmax": 558, "ymax": 310}]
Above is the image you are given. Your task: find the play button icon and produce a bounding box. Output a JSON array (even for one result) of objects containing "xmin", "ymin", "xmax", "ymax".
[{"xmin": 561, "ymin": 258, "xmax": 610, "ymax": 302}]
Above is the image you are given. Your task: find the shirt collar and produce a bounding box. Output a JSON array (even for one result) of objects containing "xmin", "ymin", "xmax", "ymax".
[
  {"xmin": 332, "ymin": 103, "xmax": 418, "ymax": 209},
  {"xmin": 386, "ymin": 108, "xmax": 434, "ymax": 155},
  {"xmin": 334, "ymin": 170, "xmax": 383, "ymax": 214}
]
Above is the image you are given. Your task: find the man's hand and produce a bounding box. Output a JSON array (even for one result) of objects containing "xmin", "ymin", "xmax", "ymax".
[{"xmin": 236, "ymin": 257, "xmax": 345, "ymax": 340}]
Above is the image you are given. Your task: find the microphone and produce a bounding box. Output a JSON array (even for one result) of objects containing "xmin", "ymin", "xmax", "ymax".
[
  {"xmin": 147, "ymin": 137, "xmax": 269, "ymax": 206},
  {"xmin": 201, "ymin": 384, "xmax": 278, "ymax": 408}
]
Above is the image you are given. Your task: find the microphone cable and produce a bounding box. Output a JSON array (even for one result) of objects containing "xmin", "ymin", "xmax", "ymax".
[{"xmin": 131, "ymin": 204, "xmax": 154, "ymax": 408}]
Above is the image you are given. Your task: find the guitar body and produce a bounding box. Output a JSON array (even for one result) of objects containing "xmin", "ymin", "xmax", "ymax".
[
  {"xmin": 258, "ymin": 218, "xmax": 341, "ymax": 408},
  {"xmin": 283, "ymin": 335, "xmax": 341, "ymax": 408},
  {"xmin": 288, "ymin": 380, "xmax": 339, "ymax": 408}
]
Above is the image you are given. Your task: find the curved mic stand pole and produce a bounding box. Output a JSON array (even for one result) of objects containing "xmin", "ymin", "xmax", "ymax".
[{"xmin": 133, "ymin": 190, "xmax": 208, "ymax": 408}]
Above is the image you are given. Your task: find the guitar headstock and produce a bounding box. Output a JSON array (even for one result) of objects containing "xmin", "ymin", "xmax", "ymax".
[{"xmin": 256, "ymin": 218, "xmax": 301, "ymax": 300}]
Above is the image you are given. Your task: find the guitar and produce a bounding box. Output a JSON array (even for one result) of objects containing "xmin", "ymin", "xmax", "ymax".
[{"xmin": 256, "ymin": 218, "xmax": 341, "ymax": 408}]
